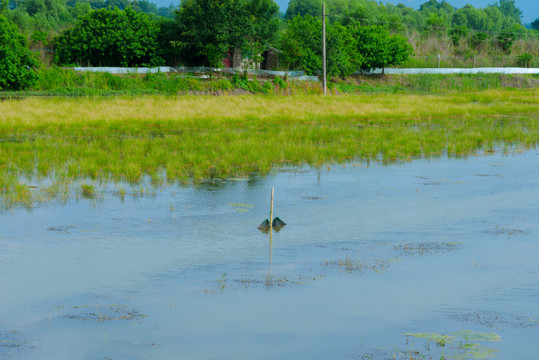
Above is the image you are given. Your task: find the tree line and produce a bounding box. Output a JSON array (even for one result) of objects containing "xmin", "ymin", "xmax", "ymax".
[{"xmin": 1, "ymin": 0, "xmax": 538, "ymax": 90}]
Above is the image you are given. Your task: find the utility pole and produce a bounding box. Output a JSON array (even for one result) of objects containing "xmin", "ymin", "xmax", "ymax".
[{"xmin": 322, "ymin": 2, "xmax": 327, "ymax": 94}]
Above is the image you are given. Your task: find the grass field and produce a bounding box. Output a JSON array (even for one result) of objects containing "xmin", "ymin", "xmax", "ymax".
[{"xmin": 1, "ymin": 89, "xmax": 538, "ymax": 208}]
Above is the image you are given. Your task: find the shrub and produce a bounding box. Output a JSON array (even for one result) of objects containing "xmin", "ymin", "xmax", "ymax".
[
  {"xmin": 517, "ymin": 53, "xmax": 533, "ymax": 68},
  {"xmin": 53, "ymin": 7, "xmax": 163, "ymax": 67},
  {"xmin": 0, "ymin": 15, "xmax": 39, "ymax": 90}
]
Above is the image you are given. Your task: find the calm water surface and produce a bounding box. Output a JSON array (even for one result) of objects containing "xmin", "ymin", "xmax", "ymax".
[{"xmin": 1, "ymin": 150, "xmax": 539, "ymax": 359}]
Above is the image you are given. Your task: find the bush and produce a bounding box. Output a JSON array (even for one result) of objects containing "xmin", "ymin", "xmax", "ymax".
[
  {"xmin": 53, "ymin": 7, "xmax": 163, "ymax": 67},
  {"xmin": 517, "ymin": 53, "xmax": 533, "ymax": 68},
  {"xmin": 0, "ymin": 15, "xmax": 39, "ymax": 90}
]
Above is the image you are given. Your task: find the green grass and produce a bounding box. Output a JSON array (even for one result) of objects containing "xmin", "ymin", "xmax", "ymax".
[
  {"xmin": 1, "ymin": 69, "xmax": 537, "ymax": 98},
  {"xmin": 0, "ymin": 89, "xmax": 538, "ymax": 208}
]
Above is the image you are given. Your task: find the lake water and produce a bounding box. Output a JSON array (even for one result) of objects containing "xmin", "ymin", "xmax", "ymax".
[{"xmin": 1, "ymin": 150, "xmax": 539, "ymax": 359}]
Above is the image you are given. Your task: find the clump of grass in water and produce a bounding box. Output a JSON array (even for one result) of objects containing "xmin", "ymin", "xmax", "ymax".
[
  {"xmin": 80, "ymin": 183, "xmax": 96, "ymax": 199},
  {"xmin": 403, "ymin": 330, "xmax": 501, "ymax": 360},
  {"xmin": 64, "ymin": 305, "xmax": 146, "ymax": 322},
  {"xmin": 394, "ymin": 241, "xmax": 462, "ymax": 255},
  {"xmin": 322, "ymin": 254, "xmax": 389, "ymax": 274}
]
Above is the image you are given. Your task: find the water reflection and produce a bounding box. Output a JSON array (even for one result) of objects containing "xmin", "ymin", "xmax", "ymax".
[{"xmin": 1, "ymin": 150, "xmax": 539, "ymax": 359}]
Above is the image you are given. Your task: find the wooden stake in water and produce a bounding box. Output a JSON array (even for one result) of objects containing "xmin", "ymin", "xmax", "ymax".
[
  {"xmin": 270, "ymin": 187, "xmax": 274, "ymax": 231},
  {"xmin": 322, "ymin": 3, "xmax": 327, "ymax": 95}
]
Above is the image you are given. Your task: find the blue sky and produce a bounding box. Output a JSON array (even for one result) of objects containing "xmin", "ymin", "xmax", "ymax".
[{"xmin": 157, "ymin": 0, "xmax": 538, "ymax": 23}]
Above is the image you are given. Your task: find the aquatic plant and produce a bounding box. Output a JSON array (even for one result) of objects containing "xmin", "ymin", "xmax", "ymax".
[
  {"xmin": 404, "ymin": 330, "xmax": 501, "ymax": 359},
  {"xmin": 322, "ymin": 254, "xmax": 390, "ymax": 274},
  {"xmin": 80, "ymin": 184, "xmax": 96, "ymax": 199},
  {"xmin": 64, "ymin": 305, "xmax": 146, "ymax": 322}
]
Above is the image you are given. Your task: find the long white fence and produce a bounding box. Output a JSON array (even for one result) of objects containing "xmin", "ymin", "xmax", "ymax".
[{"xmin": 73, "ymin": 66, "xmax": 539, "ymax": 80}]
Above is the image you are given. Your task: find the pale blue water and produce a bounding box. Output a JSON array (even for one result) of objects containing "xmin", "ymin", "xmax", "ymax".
[{"xmin": 1, "ymin": 150, "xmax": 539, "ymax": 359}]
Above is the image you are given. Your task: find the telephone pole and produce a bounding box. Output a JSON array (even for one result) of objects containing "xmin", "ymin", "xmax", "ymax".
[{"xmin": 322, "ymin": 2, "xmax": 327, "ymax": 94}]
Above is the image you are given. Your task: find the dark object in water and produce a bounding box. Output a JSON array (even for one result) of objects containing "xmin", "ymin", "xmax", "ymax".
[
  {"xmin": 272, "ymin": 217, "xmax": 286, "ymax": 228},
  {"xmin": 258, "ymin": 217, "xmax": 286, "ymax": 231}
]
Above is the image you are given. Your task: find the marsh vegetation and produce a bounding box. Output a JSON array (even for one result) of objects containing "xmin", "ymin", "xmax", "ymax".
[{"xmin": 1, "ymin": 89, "xmax": 538, "ymax": 208}]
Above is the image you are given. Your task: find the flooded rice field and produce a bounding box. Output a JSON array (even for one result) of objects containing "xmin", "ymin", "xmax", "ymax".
[{"xmin": 1, "ymin": 150, "xmax": 539, "ymax": 359}]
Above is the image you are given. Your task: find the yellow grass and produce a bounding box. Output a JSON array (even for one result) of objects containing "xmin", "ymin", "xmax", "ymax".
[{"xmin": 1, "ymin": 89, "xmax": 538, "ymax": 208}]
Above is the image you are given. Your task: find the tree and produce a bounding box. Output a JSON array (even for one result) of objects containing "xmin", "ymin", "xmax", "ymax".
[
  {"xmin": 240, "ymin": 0, "xmax": 279, "ymax": 67},
  {"xmin": 21, "ymin": 0, "xmax": 72, "ymax": 24},
  {"xmin": 532, "ymin": 19, "xmax": 539, "ymax": 31},
  {"xmin": 387, "ymin": 33, "xmax": 413, "ymax": 69},
  {"xmin": 53, "ymin": 7, "xmax": 162, "ymax": 66},
  {"xmin": 0, "ymin": 0, "xmax": 8, "ymax": 13},
  {"xmin": 0, "ymin": 15, "xmax": 39, "ymax": 90},
  {"xmin": 325, "ymin": 22, "xmax": 360, "ymax": 77},
  {"xmin": 452, "ymin": 5, "xmax": 491, "ymax": 31},
  {"xmin": 156, "ymin": 17, "xmax": 181, "ymax": 65},
  {"xmin": 281, "ymin": 15, "xmax": 321, "ymax": 75},
  {"xmin": 497, "ymin": 0, "xmax": 521, "ymax": 24},
  {"xmin": 419, "ymin": 0, "xmax": 454, "ymax": 15},
  {"xmin": 497, "ymin": 29, "xmax": 515, "ymax": 53},
  {"xmin": 174, "ymin": 0, "xmax": 278, "ymax": 67},
  {"xmin": 449, "ymin": 25, "xmax": 468, "ymax": 46},
  {"xmin": 470, "ymin": 32, "xmax": 489, "ymax": 50},
  {"xmin": 424, "ymin": 12, "xmax": 447, "ymax": 36},
  {"xmin": 517, "ymin": 53, "xmax": 532, "ymax": 67},
  {"xmin": 277, "ymin": 36, "xmax": 301, "ymax": 79},
  {"xmin": 352, "ymin": 25, "xmax": 411, "ymax": 73},
  {"xmin": 285, "ymin": 0, "xmax": 320, "ymax": 20},
  {"xmin": 174, "ymin": 0, "xmax": 241, "ymax": 66}
]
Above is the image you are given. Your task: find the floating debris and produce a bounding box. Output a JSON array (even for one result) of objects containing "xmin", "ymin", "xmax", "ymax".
[{"xmin": 301, "ymin": 196, "xmax": 327, "ymax": 200}]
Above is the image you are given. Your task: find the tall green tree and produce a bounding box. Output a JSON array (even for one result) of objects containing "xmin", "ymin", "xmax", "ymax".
[
  {"xmin": 53, "ymin": 7, "xmax": 162, "ymax": 66},
  {"xmin": 174, "ymin": 0, "xmax": 243, "ymax": 66},
  {"xmin": 0, "ymin": 15, "xmax": 39, "ymax": 90},
  {"xmin": 352, "ymin": 24, "xmax": 411, "ymax": 73},
  {"xmin": 280, "ymin": 15, "xmax": 321, "ymax": 75},
  {"xmin": 174, "ymin": 0, "xmax": 278, "ymax": 67},
  {"xmin": 0, "ymin": 0, "xmax": 8, "ymax": 13},
  {"xmin": 285, "ymin": 0, "xmax": 320, "ymax": 20},
  {"xmin": 277, "ymin": 35, "xmax": 301, "ymax": 78},
  {"xmin": 452, "ymin": 5, "xmax": 491, "ymax": 31},
  {"xmin": 497, "ymin": 0, "xmax": 521, "ymax": 24}
]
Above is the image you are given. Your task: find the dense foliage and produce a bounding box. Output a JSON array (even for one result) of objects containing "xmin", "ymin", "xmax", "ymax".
[
  {"xmin": 281, "ymin": 15, "xmax": 412, "ymax": 76},
  {"xmin": 0, "ymin": 0, "xmax": 538, "ymax": 81},
  {"xmin": 173, "ymin": 0, "xmax": 279, "ymax": 67},
  {"xmin": 53, "ymin": 7, "xmax": 162, "ymax": 66},
  {"xmin": 0, "ymin": 15, "xmax": 39, "ymax": 90},
  {"xmin": 286, "ymin": 0, "xmax": 524, "ymax": 32}
]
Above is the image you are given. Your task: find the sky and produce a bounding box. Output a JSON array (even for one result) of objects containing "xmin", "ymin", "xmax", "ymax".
[{"xmin": 156, "ymin": 0, "xmax": 538, "ymax": 23}]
